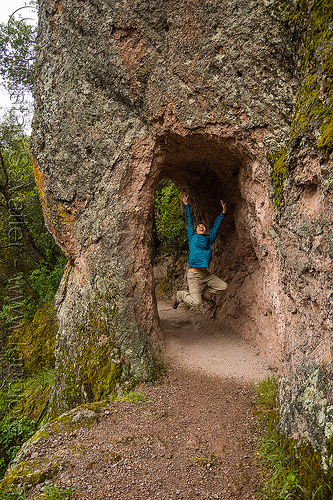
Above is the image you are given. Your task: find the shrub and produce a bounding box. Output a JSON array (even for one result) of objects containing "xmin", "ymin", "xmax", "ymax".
[{"xmin": 0, "ymin": 417, "xmax": 35, "ymax": 480}]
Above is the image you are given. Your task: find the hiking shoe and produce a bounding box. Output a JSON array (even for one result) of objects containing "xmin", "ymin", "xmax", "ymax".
[
  {"xmin": 202, "ymin": 295, "xmax": 216, "ymax": 308},
  {"xmin": 172, "ymin": 293, "xmax": 179, "ymax": 309}
]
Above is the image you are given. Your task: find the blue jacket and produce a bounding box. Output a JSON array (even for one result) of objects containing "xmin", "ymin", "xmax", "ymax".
[{"xmin": 185, "ymin": 204, "xmax": 225, "ymax": 268}]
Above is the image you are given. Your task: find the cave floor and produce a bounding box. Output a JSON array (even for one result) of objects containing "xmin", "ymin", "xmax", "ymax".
[
  {"xmin": 26, "ymin": 301, "xmax": 270, "ymax": 499},
  {"xmin": 160, "ymin": 300, "xmax": 272, "ymax": 382}
]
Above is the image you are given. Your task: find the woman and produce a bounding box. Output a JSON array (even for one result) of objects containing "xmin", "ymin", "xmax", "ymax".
[{"xmin": 172, "ymin": 193, "xmax": 227, "ymax": 309}]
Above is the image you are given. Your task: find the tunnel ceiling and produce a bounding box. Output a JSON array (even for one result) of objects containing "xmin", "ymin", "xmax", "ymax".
[{"xmin": 155, "ymin": 132, "xmax": 246, "ymax": 218}]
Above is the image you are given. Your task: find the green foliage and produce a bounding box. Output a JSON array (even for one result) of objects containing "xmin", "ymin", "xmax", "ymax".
[
  {"xmin": 29, "ymin": 260, "xmax": 66, "ymax": 304},
  {"xmin": 154, "ymin": 179, "xmax": 187, "ymax": 253},
  {"xmin": 0, "ymin": 14, "xmax": 36, "ymax": 97},
  {"xmin": 43, "ymin": 485, "xmax": 74, "ymax": 500},
  {"xmin": 0, "ymin": 417, "xmax": 35, "ymax": 480},
  {"xmin": 0, "ymin": 117, "xmax": 64, "ymax": 485},
  {"xmin": 255, "ymin": 376, "xmax": 279, "ymax": 414},
  {"xmin": 255, "ymin": 377, "xmax": 301, "ymax": 499},
  {"xmin": 110, "ymin": 391, "xmax": 148, "ymax": 403},
  {"xmin": 255, "ymin": 377, "xmax": 333, "ymax": 500},
  {"xmin": 0, "ymin": 273, "xmax": 25, "ymax": 338},
  {"xmin": 0, "ymin": 369, "xmax": 54, "ymax": 482},
  {"xmin": 296, "ymin": 441, "xmax": 333, "ymax": 499},
  {"xmin": 7, "ymin": 303, "xmax": 57, "ymax": 376},
  {"xmin": 0, "ymin": 119, "xmax": 62, "ymax": 270},
  {"xmin": 0, "ymin": 487, "xmax": 28, "ymax": 500},
  {"xmin": 0, "ymin": 118, "xmax": 66, "ymax": 333},
  {"xmin": 0, "ymin": 484, "xmax": 74, "ymax": 500},
  {"xmin": 0, "ymin": 6, "xmax": 64, "ymax": 489},
  {"xmin": 24, "ymin": 257, "xmax": 67, "ymax": 318},
  {"xmin": 0, "ymin": 255, "xmax": 66, "ymax": 338}
]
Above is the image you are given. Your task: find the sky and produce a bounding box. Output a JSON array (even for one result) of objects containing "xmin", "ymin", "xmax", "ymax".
[{"xmin": 0, "ymin": 0, "xmax": 38, "ymax": 114}]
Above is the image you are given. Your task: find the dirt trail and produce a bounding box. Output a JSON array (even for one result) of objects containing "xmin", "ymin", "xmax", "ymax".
[
  {"xmin": 159, "ymin": 300, "xmax": 272, "ymax": 382},
  {"xmin": 27, "ymin": 301, "xmax": 269, "ymax": 500}
]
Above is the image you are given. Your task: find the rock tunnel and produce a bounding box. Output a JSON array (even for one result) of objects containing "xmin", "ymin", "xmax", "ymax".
[
  {"xmin": 32, "ymin": 0, "xmax": 333, "ymax": 462},
  {"xmin": 148, "ymin": 131, "xmax": 281, "ymax": 363}
]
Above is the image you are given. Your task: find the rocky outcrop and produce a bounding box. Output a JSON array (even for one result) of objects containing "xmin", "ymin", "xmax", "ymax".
[
  {"xmin": 31, "ymin": 0, "xmax": 332, "ymax": 462},
  {"xmin": 0, "ymin": 402, "xmax": 104, "ymax": 493}
]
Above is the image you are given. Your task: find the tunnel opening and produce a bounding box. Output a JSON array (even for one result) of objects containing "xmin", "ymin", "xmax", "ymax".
[
  {"xmin": 153, "ymin": 178, "xmax": 187, "ymax": 258},
  {"xmin": 147, "ymin": 131, "xmax": 277, "ymax": 361}
]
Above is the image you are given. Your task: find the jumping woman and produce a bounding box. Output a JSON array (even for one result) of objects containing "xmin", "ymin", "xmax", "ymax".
[{"xmin": 172, "ymin": 192, "xmax": 227, "ymax": 310}]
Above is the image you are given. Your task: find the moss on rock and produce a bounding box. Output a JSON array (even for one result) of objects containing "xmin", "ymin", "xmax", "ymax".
[
  {"xmin": 285, "ymin": 1, "xmax": 333, "ymax": 149},
  {"xmin": 49, "ymin": 290, "xmax": 133, "ymax": 418},
  {"xmin": 297, "ymin": 440, "xmax": 325, "ymax": 492},
  {"xmin": 268, "ymin": 148, "xmax": 287, "ymax": 208},
  {"xmin": 7, "ymin": 302, "xmax": 57, "ymax": 376},
  {"xmin": 0, "ymin": 401, "xmax": 107, "ymax": 492},
  {"xmin": 18, "ymin": 385, "xmax": 52, "ymax": 422},
  {"xmin": 296, "ymin": 439, "xmax": 333, "ymax": 496},
  {"xmin": 318, "ymin": 114, "xmax": 333, "ymax": 152},
  {"xmin": 73, "ymin": 294, "xmax": 123, "ymax": 402},
  {"xmin": 0, "ymin": 461, "xmax": 63, "ymax": 493},
  {"xmin": 270, "ymin": 0, "xmax": 333, "ymax": 208}
]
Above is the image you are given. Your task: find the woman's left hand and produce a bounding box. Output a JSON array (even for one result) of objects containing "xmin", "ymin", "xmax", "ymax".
[{"xmin": 220, "ymin": 200, "xmax": 227, "ymax": 214}]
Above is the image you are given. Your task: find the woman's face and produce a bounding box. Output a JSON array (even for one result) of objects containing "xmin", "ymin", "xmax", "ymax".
[{"xmin": 196, "ymin": 223, "xmax": 207, "ymax": 235}]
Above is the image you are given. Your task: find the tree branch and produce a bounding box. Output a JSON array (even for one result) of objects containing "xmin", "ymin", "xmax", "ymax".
[{"xmin": 9, "ymin": 181, "xmax": 35, "ymax": 193}]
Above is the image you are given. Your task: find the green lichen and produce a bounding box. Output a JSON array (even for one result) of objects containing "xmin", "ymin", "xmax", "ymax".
[
  {"xmin": 290, "ymin": 70, "xmax": 327, "ymax": 139},
  {"xmin": 32, "ymin": 402, "xmax": 104, "ymax": 442},
  {"xmin": 110, "ymin": 391, "xmax": 148, "ymax": 403},
  {"xmin": 79, "ymin": 401, "xmax": 109, "ymax": 412},
  {"xmin": 4, "ymin": 368, "xmax": 54, "ymax": 427},
  {"xmin": 29, "ymin": 429, "xmax": 52, "ymax": 444},
  {"xmin": 268, "ymin": 148, "xmax": 287, "ymax": 208}
]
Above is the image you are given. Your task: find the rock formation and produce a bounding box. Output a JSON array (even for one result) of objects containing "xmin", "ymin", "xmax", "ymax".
[{"xmin": 31, "ymin": 0, "xmax": 333, "ymax": 464}]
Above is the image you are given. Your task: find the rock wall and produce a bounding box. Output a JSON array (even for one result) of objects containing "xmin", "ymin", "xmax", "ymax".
[
  {"xmin": 31, "ymin": 0, "xmax": 333, "ymax": 460},
  {"xmin": 272, "ymin": 1, "xmax": 333, "ymax": 466}
]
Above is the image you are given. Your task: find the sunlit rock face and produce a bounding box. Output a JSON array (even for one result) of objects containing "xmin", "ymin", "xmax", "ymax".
[{"xmin": 32, "ymin": 0, "xmax": 333, "ymax": 460}]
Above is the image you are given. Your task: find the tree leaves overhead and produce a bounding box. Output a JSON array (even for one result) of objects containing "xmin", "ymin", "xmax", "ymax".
[
  {"xmin": 0, "ymin": 118, "xmax": 62, "ymax": 267},
  {"xmin": 0, "ymin": 17, "xmax": 36, "ymax": 98}
]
